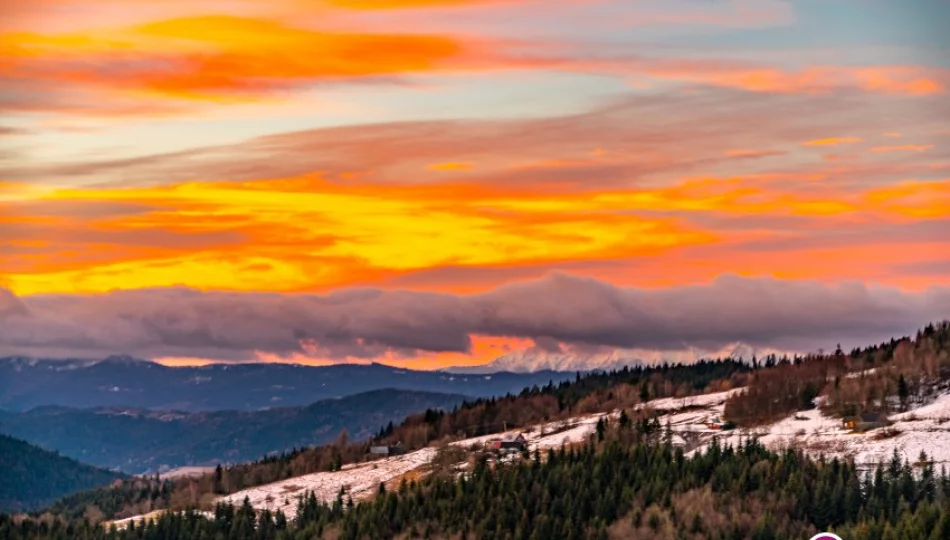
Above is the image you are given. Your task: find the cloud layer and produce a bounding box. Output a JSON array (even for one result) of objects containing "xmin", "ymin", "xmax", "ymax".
[
  {"xmin": 2, "ymin": 274, "xmax": 947, "ymax": 364},
  {"xmin": 3, "ymin": 1, "xmax": 948, "ymax": 369}
]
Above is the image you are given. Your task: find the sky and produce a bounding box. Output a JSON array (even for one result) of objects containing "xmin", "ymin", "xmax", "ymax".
[{"xmin": 1, "ymin": 0, "xmax": 948, "ymax": 369}]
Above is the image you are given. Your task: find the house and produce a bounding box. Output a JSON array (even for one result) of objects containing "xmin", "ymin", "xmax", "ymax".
[
  {"xmin": 370, "ymin": 442, "xmax": 404, "ymax": 456},
  {"xmin": 706, "ymin": 416, "xmax": 725, "ymax": 430},
  {"xmin": 843, "ymin": 413, "xmax": 890, "ymax": 432},
  {"xmin": 489, "ymin": 433, "xmax": 527, "ymax": 452}
]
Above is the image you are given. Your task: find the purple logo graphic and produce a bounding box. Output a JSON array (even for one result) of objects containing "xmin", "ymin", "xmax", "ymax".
[{"xmin": 809, "ymin": 534, "xmax": 842, "ymax": 540}]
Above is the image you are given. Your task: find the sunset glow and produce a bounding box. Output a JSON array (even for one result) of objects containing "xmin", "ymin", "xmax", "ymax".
[{"xmin": 2, "ymin": 0, "xmax": 948, "ymax": 368}]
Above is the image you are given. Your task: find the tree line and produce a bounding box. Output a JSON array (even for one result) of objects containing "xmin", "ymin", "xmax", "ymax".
[{"xmin": 724, "ymin": 321, "xmax": 950, "ymax": 425}]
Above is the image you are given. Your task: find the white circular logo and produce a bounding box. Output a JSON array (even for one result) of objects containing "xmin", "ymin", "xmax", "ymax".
[{"xmin": 809, "ymin": 534, "xmax": 842, "ymax": 540}]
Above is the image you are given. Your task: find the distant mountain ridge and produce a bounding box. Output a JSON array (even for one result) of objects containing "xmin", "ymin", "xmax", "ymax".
[
  {"xmin": 443, "ymin": 342, "xmax": 779, "ymax": 374},
  {"xmin": 0, "ymin": 434, "xmax": 125, "ymax": 512},
  {"xmin": 0, "ymin": 356, "xmax": 576, "ymax": 412},
  {"xmin": 445, "ymin": 349, "xmax": 643, "ymax": 374},
  {"xmin": 0, "ymin": 388, "xmax": 468, "ymax": 474}
]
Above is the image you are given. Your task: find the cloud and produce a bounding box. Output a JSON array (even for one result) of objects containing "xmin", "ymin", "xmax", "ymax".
[
  {"xmin": 7, "ymin": 87, "xmax": 923, "ymax": 186},
  {"xmin": 428, "ymin": 161, "xmax": 475, "ymax": 171},
  {"xmin": 597, "ymin": 59, "xmax": 948, "ymax": 96},
  {"xmin": 870, "ymin": 144, "xmax": 934, "ymax": 153},
  {"xmin": 802, "ymin": 137, "xmax": 863, "ymax": 147},
  {"xmin": 3, "ymin": 4, "xmax": 945, "ymax": 117},
  {"xmin": 2, "ymin": 87, "xmax": 948, "ymax": 296},
  {"xmin": 6, "ymin": 171, "xmax": 950, "ymax": 296},
  {"xmin": 326, "ymin": 0, "xmax": 507, "ymax": 8},
  {"xmin": 724, "ymin": 149, "xmax": 786, "ymax": 159},
  {"xmin": 0, "ymin": 126, "xmax": 30, "ymax": 136},
  {"xmin": 0, "ymin": 16, "xmax": 465, "ymax": 104},
  {"xmin": 1, "ymin": 274, "xmax": 947, "ymax": 363}
]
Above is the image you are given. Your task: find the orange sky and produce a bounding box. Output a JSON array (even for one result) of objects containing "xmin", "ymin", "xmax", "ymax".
[{"xmin": 2, "ymin": 0, "xmax": 948, "ymax": 369}]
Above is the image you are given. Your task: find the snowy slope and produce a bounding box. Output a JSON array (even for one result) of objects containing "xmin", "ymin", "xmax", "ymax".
[
  {"xmin": 214, "ymin": 392, "xmax": 750, "ymax": 517},
  {"xmin": 685, "ymin": 391, "xmax": 950, "ymax": 469},
  {"xmin": 95, "ymin": 385, "xmax": 945, "ymax": 525},
  {"xmin": 216, "ymin": 412, "xmax": 615, "ymax": 516},
  {"xmin": 218, "ymin": 449, "xmax": 438, "ymax": 518}
]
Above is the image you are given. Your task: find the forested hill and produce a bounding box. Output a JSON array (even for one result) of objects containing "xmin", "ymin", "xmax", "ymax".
[
  {"xmin": 0, "ymin": 434, "xmax": 124, "ymax": 513},
  {"xmin": 5, "ymin": 435, "xmax": 950, "ymax": 539},
  {"xmin": 0, "ymin": 389, "xmax": 470, "ymax": 474}
]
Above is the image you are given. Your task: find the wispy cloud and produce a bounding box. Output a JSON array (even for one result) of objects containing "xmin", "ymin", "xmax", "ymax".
[
  {"xmin": 802, "ymin": 137, "xmax": 863, "ymax": 147},
  {"xmin": 4, "ymin": 7, "xmax": 946, "ymax": 117},
  {"xmin": 871, "ymin": 144, "xmax": 935, "ymax": 153},
  {"xmin": 3, "ymin": 86, "xmax": 948, "ymax": 297},
  {"xmin": 1, "ymin": 16, "xmax": 465, "ymax": 103}
]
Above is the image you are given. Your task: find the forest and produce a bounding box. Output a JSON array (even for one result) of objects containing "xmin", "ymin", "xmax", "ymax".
[
  {"xmin": 3, "ymin": 429, "xmax": 950, "ymax": 539},
  {"xmin": 0, "ymin": 435, "xmax": 124, "ymax": 513}
]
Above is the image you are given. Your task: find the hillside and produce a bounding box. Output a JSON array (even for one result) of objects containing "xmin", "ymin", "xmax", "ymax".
[
  {"xmin": 11, "ymin": 322, "xmax": 949, "ymax": 533},
  {"xmin": 0, "ymin": 389, "xmax": 468, "ymax": 474},
  {"xmin": 213, "ymin": 382, "xmax": 950, "ymax": 520},
  {"xmin": 99, "ymin": 354, "xmax": 950, "ymax": 534},
  {"xmin": 0, "ymin": 434, "xmax": 124, "ymax": 513},
  {"xmin": 12, "ymin": 411, "xmax": 950, "ymax": 539},
  {"xmin": 0, "ymin": 357, "xmax": 575, "ymax": 412}
]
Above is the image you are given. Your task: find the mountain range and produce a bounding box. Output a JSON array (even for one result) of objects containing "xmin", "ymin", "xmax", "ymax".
[
  {"xmin": 0, "ymin": 356, "xmax": 576, "ymax": 412},
  {"xmin": 0, "ymin": 388, "xmax": 467, "ymax": 474}
]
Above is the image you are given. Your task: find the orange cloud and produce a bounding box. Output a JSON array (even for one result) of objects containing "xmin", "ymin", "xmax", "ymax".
[
  {"xmin": 5, "ymin": 173, "xmax": 950, "ymax": 296},
  {"xmin": 428, "ymin": 161, "xmax": 475, "ymax": 171},
  {"xmin": 724, "ymin": 149, "xmax": 783, "ymax": 158},
  {"xmin": 0, "ymin": 177, "xmax": 714, "ymax": 294},
  {"xmin": 1, "ymin": 16, "xmax": 464, "ymax": 101},
  {"xmin": 802, "ymin": 137, "xmax": 863, "ymax": 147},
  {"xmin": 245, "ymin": 334, "xmax": 533, "ymax": 370},
  {"xmin": 327, "ymin": 0, "xmax": 505, "ymax": 8},
  {"xmin": 616, "ymin": 61, "xmax": 948, "ymax": 96},
  {"xmin": 870, "ymin": 144, "xmax": 934, "ymax": 153},
  {"xmin": 5, "ymin": 9, "xmax": 946, "ymax": 118},
  {"xmin": 865, "ymin": 179, "xmax": 950, "ymax": 219}
]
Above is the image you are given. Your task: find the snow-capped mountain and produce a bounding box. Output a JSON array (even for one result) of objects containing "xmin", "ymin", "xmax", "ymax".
[
  {"xmin": 444, "ymin": 342, "xmax": 789, "ymax": 374},
  {"xmin": 444, "ymin": 350, "xmax": 642, "ymax": 374}
]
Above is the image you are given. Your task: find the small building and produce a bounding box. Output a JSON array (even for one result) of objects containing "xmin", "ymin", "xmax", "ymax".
[
  {"xmin": 707, "ymin": 416, "xmax": 725, "ymax": 430},
  {"xmin": 843, "ymin": 413, "xmax": 890, "ymax": 432},
  {"xmin": 370, "ymin": 442, "xmax": 404, "ymax": 456},
  {"xmin": 489, "ymin": 433, "xmax": 527, "ymax": 452}
]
